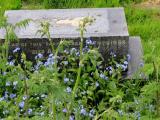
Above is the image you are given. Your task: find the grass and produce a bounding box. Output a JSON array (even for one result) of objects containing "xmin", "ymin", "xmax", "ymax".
[
  {"xmin": 22, "ymin": 1, "xmax": 44, "ymax": 9},
  {"xmin": 125, "ymin": 7, "xmax": 160, "ymax": 63},
  {"xmin": 21, "ymin": 0, "xmax": 143, "ymax": 9},
  {"xmin": 0, "ymin": 0, "xmax": 21, "ymax": 10}
]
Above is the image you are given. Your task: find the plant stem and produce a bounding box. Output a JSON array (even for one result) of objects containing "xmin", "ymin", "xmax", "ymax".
[
  {"xmin": 53, "ymin": 41, "xmax": 60, "ymax": 80},
  {"xmin": 24, "ymin": 73, "xmax": 29, "ymax": 116},
  {"xmin": 94, "ymin": 107, "xmax": 113, "ymax": 120},
  {"xmin": 49, "ymin": 93, "xmax": 55, "ymax": 119},
  {"xmin": 5, "ymin": 27, "xmax": 9, "ymax": 61},
  {"xmin": 47, "ymin": 32, "xmax": 55, "ymax": 53},
  {"xmin": 72, "ymin": 28, "xmax": 84, "ymax": 99}
]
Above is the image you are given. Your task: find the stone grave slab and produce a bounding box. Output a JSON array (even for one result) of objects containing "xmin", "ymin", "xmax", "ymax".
[
  {"xmin": 0, "ymin": 8, "xmax": 129, "ymax": 61},
  {"xmin": 128, "ymin": 36, "xmax": 144, "ymax": 79}
]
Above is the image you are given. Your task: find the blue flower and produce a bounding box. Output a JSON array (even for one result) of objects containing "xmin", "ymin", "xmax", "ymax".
[
  {"xmin": 106, "ymin": 66, "xmax": 113, "ymax": 74},
  {"xmin": 66, "ymin": 87, "xmax": 72, "ymax": 93},
  {"xmin": 100, "ymin": 73, "xmax": 105, "ymax": 78},
  {"xmin": 19, "ymin": 101, "xmax": 25, "ymax": 108},
  {"xmin": 69, "ymin": 115, "xmax": 75, "ymax": 120},
  {"xmin": 110, "ymin": 52, "xmax": 116, "ymax": 57},
  {"xmin": 2, "ymin": 72, "xmax": 7, "ymax": 76},
  {"xmin": 64, "ymin": 61, "xmax": 68, "ymax": 65},
  {"xmin": 35, "ymin": 53, "xmax": 43, "ymax": 59},
  {"xmin": 135, "ymin": 111, "xmax": 141, "ymax": 120},
  {"xmin": 34, "ymin": 61, "xmax": 43, "ymax": 70},
  {"xmin": 44, "ymin": 55, "xmax": 54, "ymax": 67},
  {"xmin": 0, "ymin": 97, "xmax": 4, "ymax": 101},
  {"xmin": 62, "ymin": 108, "xmax": 67, "ymax": 113},
  {"xmin": 49, "ymin": 53, "xmax": 53, "ymax": 57},
  {"xmin": 23, "ymin": 95, "xmax": 27, "ymax": 100},
  {"xmin": 4, "ymin": 91, "xmax": 9, "ymax": 99},
  {"xmin": 64, "ymin": 50, "xmax": 69, "ymax": 54},
  {"xmin": 95, "ymin": 82, "xmax": 99, "ymax": 87},
  {"xmin": 13, "ymin": 47, "xmax": 20, "ymax": 53},
  {"xmin": 28, "ymin": 108, "xmax": 32, "ymax": 114},
  {"xmin": 9, "ymin": 93, "xmax": 16, "ymax": 99},
  {"xmin": 121, "ymin": 64, "xmax": 127, "ymax": 71},
  {"xmin": 86, "ymin": 37, "xmax": 96, "ymax": 45},
  {"xmin": 100, "ymin": 73, "xmax": 108, "ymax": 80},
  {"xmin": 89, "ymin": 109, "xmax": 95, "ymax": 118},
  {"xmin": 116, "ymin": 64, "xmax": 121, "ymax": 68},
  {"xmin": 64, "ymin": 77, "xmax": 69, "ymax": 83},
  {"xmin": 124, "ymin": 61, "xmax": 128, "ymax": 65},
  {"xmin": 70, "ymin": 48, "xmax": 77, "ymax": 54},
  {"xmin": 6, "ymin": 81, "xmax": 11, "ymax": 86},
  {"xmin": 83, "ymin": 46, "xmax": 89, "ymax": 52},
  {"xmin": 7, "ymin": 60, "xmax": 15, "ymax": 66},
  {"xmin": 80, "ymin": 108, "xmax": 87, "ymax": 116},
  {"xmin": 117, "ymin": 109, "xmax": 123, "ymax": 116}
]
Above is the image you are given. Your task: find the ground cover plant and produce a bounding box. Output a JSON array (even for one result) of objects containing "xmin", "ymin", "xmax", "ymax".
[
  {"xmin": 0, "ymin": 15, "xmax": 159, "ymax": 119},
  {"xmin": 0, "ymin": 0, "xmax": 160, "ymax": 119}
]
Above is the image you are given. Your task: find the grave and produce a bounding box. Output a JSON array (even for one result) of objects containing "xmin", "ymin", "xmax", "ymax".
[{"xmin": 0, "ymin": 8, "xmax": 143, "ymax": 77}]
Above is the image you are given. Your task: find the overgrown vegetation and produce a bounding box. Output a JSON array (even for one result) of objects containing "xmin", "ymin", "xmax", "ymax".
[
  {"xmin": 0, "ymin": 0, "xmax": 160, "ymax": 119},
  {"xmin": 0, "ymin": 16, "xmax": 159, "ymax": 119},
  {"xmin": 125, "ymin": 7, "xmax": 160, "ymax": 78}
]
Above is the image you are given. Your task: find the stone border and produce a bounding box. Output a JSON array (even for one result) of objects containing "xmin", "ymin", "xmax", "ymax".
[{"xmin": 127, "ymin": 36, "xmax": 144, "ymax": 79}]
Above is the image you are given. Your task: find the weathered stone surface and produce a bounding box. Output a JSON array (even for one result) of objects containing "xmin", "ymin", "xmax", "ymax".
[
  {"xmin": 128, "ymin": 37, "xmax": 144, "ymax": 78},
  {"xmin": 0, "ymin": 8, "xmax": 129, "ymax": 61},
  {"xmin": 0, "ymin": 8, "xmax": 129, "ymax": 39}
]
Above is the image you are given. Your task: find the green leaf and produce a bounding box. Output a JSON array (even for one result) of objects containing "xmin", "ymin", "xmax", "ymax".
[
  {"xmin": 15, "ymin": 19, "xmax": 32, "ymax": 29},
  {"xmin": 94, "ymin": 69, "xmax": 99, "ymax": 79}
]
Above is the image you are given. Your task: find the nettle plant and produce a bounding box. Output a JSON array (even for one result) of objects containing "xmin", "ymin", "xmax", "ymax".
[{"xmin": 0, "ymin": 16, "xmax": 159, "ymax": 120}]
